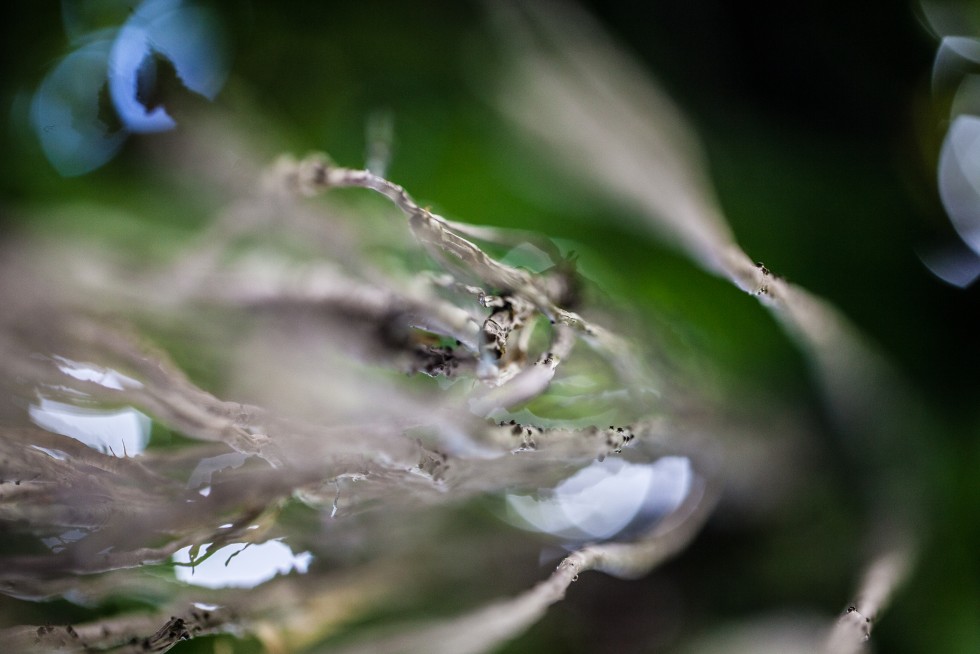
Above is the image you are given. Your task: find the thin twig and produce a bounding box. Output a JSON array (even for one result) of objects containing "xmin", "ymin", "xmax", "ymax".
[{"xmin": 822, "ymin": 548, "xmax": 913, "ymax": 654}]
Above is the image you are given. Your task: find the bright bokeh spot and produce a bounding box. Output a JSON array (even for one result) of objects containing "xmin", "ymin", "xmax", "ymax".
[
  {"xmin": 507, "ymin": 456, "xmax": 692, "ymax": 542},
  {"xmin": 173, "ymin": 540, "xmax": 313, "ymax": 589},
  {"xmin": 31, "ymin": 0, "xmax": 228, "ymax": 175}
]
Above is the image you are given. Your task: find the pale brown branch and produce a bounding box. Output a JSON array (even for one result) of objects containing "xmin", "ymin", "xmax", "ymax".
[
  {"xmin": 822, "ymin": 548, "xmax": 913, "ymax": 654},
  {"xmin": 327, "ymin": 475, "xmax": 718, "ymax": 654}
]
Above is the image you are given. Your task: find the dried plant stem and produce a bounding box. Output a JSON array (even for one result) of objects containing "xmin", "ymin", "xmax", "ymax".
[
  {"xmin": 329, "ymin": 476, "xmax": 718, "ymax": 654},
  {"xmin": 822, "ymin": 548, "xmax": 912, "ymax": 654},
  {"xmin": 267, "ymin": 155, "xmax": 640, "ymax": 381}
]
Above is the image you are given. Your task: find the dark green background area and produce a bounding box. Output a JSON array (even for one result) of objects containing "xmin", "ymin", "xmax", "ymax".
[{"xmin": 1, "ymin": 1, "xmax": 977, "ymax": 652}]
